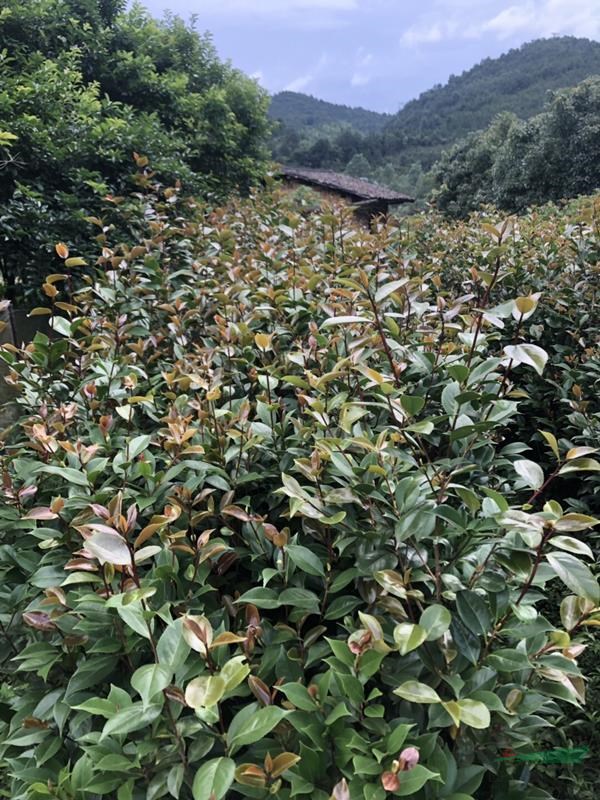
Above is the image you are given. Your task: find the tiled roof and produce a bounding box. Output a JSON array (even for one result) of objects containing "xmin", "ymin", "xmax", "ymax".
[{"xmin": 278, "ymin": 166, "xmax": 414, "ymax": 203}]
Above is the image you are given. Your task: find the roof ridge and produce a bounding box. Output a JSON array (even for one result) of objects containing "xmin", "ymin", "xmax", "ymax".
[{"xmin": 277, "ymin": 165, "xmax": 414, "ymax": 204}]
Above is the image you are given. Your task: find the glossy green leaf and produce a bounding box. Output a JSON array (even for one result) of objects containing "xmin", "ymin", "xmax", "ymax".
[{"xmin": 192, "ymin": 758, "xmax": 235, "ymax": 800}]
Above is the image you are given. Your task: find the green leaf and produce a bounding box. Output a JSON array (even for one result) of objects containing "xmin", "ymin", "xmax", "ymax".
[
  {"xmin": 395, "ymin": 766, "xmax": 441, "ymax": 795},
  {"xmin": 325, "ymin": 701, "xmax": 352, "ymax": 725},
  {"xmin": 286, "ymin": 544, "xmax": 326, "ymax": 577},
  {"xmin": 279, "ymin": 587, "xmax": 320, "ymax": 611},
  {"xmin": 185, "ymin": 675, "xmax": 226, "ymax": 710},
  {"xmin": 486, "ymin": 649, "xmax": 531, "ymax": 672},
  {"xmin": 131, "ymin": 664, "xmax": 172, "ymax": 708},
  {"xmin": 514, "ymin": 459, "xmax": 544, "ymax": 490},
  {"xmin": 192, "ymin": 757, "xmax": 235, "ymax": 800},
  {"xmin": 419, "ymin": 604, "xmax": 452, "ymax": 641},
  {"xmin": 38, "ymin": 465, "xmax": 90, "ymax": 487},
  {"xmin": 127, "ymin": 435, "xmax": 152, "ymax": 460},
  {"xmin": 71, "ymin": 698, "xmax": 116, "ymax": 718},
  {"xmin": 386, "ymin": 724, "xmax": 413, "ymax": 754},
  {"xmin": 539, "ymin": 430, "xmax": 560, "ymax": 459},
  {"xmin": 400, "ymin": 395, "xmax": 425, "ymax": 417},
  {"xmin": 393, "ymin": 681, "xmax": 441, "ymax": 704},
  {"xmin": 559, "ymin": 458, "xmax": 600, "ymax": 474},
  {"xmin": 279, "ymin": 683, "xmax": 318, "ymax": 711},
  {"xmin": 449, "ymin": 618, "xmax": 480, "ymax": 665},
  {"xmin": 442, "ymin": 700, "xmax": 461, "ymax": 727},
  {"xmin": 100, "ymin": 703, "xmax": 162, "ymax": 740},
  {"xmin": 546, "ymin": 551, "xmax": 600, "ymax": 604},
  {"xmin": 157, "ymin": 619, "xmax": 190, "ymax": 668},
  {"xmin": 503, "ymin": 344, "xmax": 548, "ymax": 376},
  {"xmin": 115, "ymin": 601, "xmax": 152, "ymax": 640},
  {"xmin": 323, "ymin": 595, "xmax": 362, "ymax": 619},
  {"xmin": 226, "ymin": 706, "xmax": 287, "ymax": 752},
  {"xmin": 455, "ymin": 699, "xmax": 491, "ymax": 729},
  {"xmin": 220, "ymin": 656, "xmax": 250, "ymax": 692},
  {"xmin": 442, "ymin": 381, "xmax": 461, "ymax": 415},
  {"xmin": 235, "ymin": 588, "xmax": 281, "ymax": 609},
  {"xmin": 393, "ymin": 622, "xmax": 427, "ymax": 655},
  {"xmin": 455, "ymin": 591, "xmax": 491, "ymax": 637}
]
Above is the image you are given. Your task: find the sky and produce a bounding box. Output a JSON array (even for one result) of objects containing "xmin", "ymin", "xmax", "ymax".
[{"xmin": 139, "ymin": 0, "xmax": 600, "ymax": 112}]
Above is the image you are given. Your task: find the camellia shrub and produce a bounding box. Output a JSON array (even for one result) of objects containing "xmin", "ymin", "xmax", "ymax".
[{"xmin": 0, "ymin": 180, "xmax": 599, "ymax": 800}]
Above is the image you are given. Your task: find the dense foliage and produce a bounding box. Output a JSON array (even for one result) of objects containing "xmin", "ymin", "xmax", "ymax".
[
  {"xmin": 0, "ymin": 0, "xmax": 270, "ymax": 301},
  {"xmin": 1, "ymin": 174, "xmax": 600, "ymax": 799},
  {"xmin": 433, "ymin": 78, "xmax": 600, "ymax": 216},
  {"xmin": 270, "ymin": 37, "xmax": 600, "ymax": 205},
  {"xmin": 269, "ymin": 93, "xmax": 389, "ymax": 136}
]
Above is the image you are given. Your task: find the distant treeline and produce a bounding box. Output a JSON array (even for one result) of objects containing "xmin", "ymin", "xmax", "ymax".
[
  {"xmin": 433, "ymin": 77, "xmax": 600, "ymax": 216},
  {"xmin": 269, "ymin": 37, "xmax": 600, "ymax": 209}
]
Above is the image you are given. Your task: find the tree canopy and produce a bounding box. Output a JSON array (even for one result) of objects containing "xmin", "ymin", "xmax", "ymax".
[
  {"xmin": 0, "ymin": 0, "xmax": 271, "ymax": 301},
  {"xmin": 432, "ymin": 78, "xmax": 600, "ymax": 216}
]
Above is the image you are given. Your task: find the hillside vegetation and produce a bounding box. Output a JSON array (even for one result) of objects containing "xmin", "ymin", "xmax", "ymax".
[
  {"xmin": 382, "ymin": 36, "xmax": 600, "ymax": 168},
  {"xmin": 433, "ymin": 77, "xmax": 600, "ymax": 216},
  {"xmin": 271, "ymin": 37, "xmax": 600, "ymax": 201},
  {"xmin": 1, "ymin": 169, "xmax": 600, "ymax": 799},
  {"xmin": 270, "ymin": 92, "xmax": 389, "ymax": 135}
]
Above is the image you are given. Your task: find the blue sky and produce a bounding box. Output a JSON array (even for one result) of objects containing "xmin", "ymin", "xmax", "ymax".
[{"xmin": 140, "ymin": 0, "xmax": 600, "ymax": 112}]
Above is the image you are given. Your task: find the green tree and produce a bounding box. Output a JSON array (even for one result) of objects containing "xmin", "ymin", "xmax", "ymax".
[
  {"xmin": 345, "ymin": 153, "xmax": 373, "ymax": 179},
  {"xmin": 433, "ymin": 78, "xmax": 600, "ymax": 216},
  {"xmin": 0, "ymin": 0, "xmax": 270, "ymax": 301}
]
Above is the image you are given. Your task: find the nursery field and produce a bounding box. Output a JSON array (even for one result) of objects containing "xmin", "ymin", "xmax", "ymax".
[{"xmin": 0, "ymin": 180, "xmax": 599, "ymax": 800}]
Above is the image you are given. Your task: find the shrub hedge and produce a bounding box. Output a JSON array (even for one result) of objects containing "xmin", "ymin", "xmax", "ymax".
[{"xmin": 0, "ymin": 181, "xmax": 599, "ymax": 800}]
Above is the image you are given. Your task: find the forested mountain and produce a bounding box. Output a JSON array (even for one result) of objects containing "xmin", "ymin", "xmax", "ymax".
[
  {"xmin": 383, "ymin": 36, "xmax": 600, "ymax": 168},
  {"xmin": 271, "ymin": 36, "xmax": 600, "ymax": 201},
  {"xmin": 433, "ymin": 77, "xmax": 600, "ymax": 216},
  {"xmin": 269, "ymin": 91, "xmax": 389, "ymax": 134}
]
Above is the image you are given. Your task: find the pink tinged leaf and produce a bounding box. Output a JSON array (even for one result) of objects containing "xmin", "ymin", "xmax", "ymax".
[
  {"xmin": 126, "ymin": 504, "xmax": 138, "ymax": 532},
  {"xmin": 64, "ymin": 558, "xmax": 98, "ymax": 571},
  {"xmin": 331, "ymin": 778, "xmax": 350, "ymax": 800},
  {"xmin": 85, "ymin": 531, "xmax": 132, "ymax": 565},
  {"xmin": 222, "ymin": 505, "xmax": 251, "ymax": 521},
  {"xmin": 399, "ymin": 747, "xmax": 420, "ymax": 770},
  {"xmin": 381, "ymin": 772, "xmax": 400, "ymax": 792},
  {"xmin": 86, "ymin": 524, "xmax": 122, "ymax": 536},
  {"xmin": 90, "ymin": 503, "xmax": 110, "ymax": 519},
  {"xmin": 23, "ymin": 611, "xmax": 56, "ymax": 631},
  {"xmin": 22, "ymin": 507, "xmax": 59, "ymax": 520}
]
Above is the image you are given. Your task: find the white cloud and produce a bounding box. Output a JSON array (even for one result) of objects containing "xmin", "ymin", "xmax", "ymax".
[
  {"xmin": 402, "ymin": 0, "xmax": 600, "ymax": 46},
  {"xmin": 250, "ymin": 70, "xmax": 264, "ymax": 83},
  {"xmin": 284, "ymin": 53, "xmax": 330, "ymax": 93},
  {"xmin": 480, "ymin": 4, "xmax": 537, "ymax": 38},
  {"xmin": 351, "ymin": 73, "xmax": 370, "ymax": 86},
  {"xmin": 478, "ymin": 0, "xmax": 600, "ymax": 39},
  {"xmin": 401, "ymin": 21, "xmax": 457, "ymax": 46},
  {"xmin": 351, "ymin": 47, "xmax": 374, "ymax": 86},
  {"xmin": 285, "ymin": 73, "xmax": 314, "ymax": 91}
]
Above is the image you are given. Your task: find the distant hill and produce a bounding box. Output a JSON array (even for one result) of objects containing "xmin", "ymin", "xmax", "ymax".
[
  {"xmin": 269, "ymin": 91, "xmax": 390, "ymax": 135},
  {"xmin": 382, "ymin": 36, "xmax": 600, "ymax": 167},
  {"xmin": 272, "ymin": 36, "xmax": 600, "ymax": 180}
]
